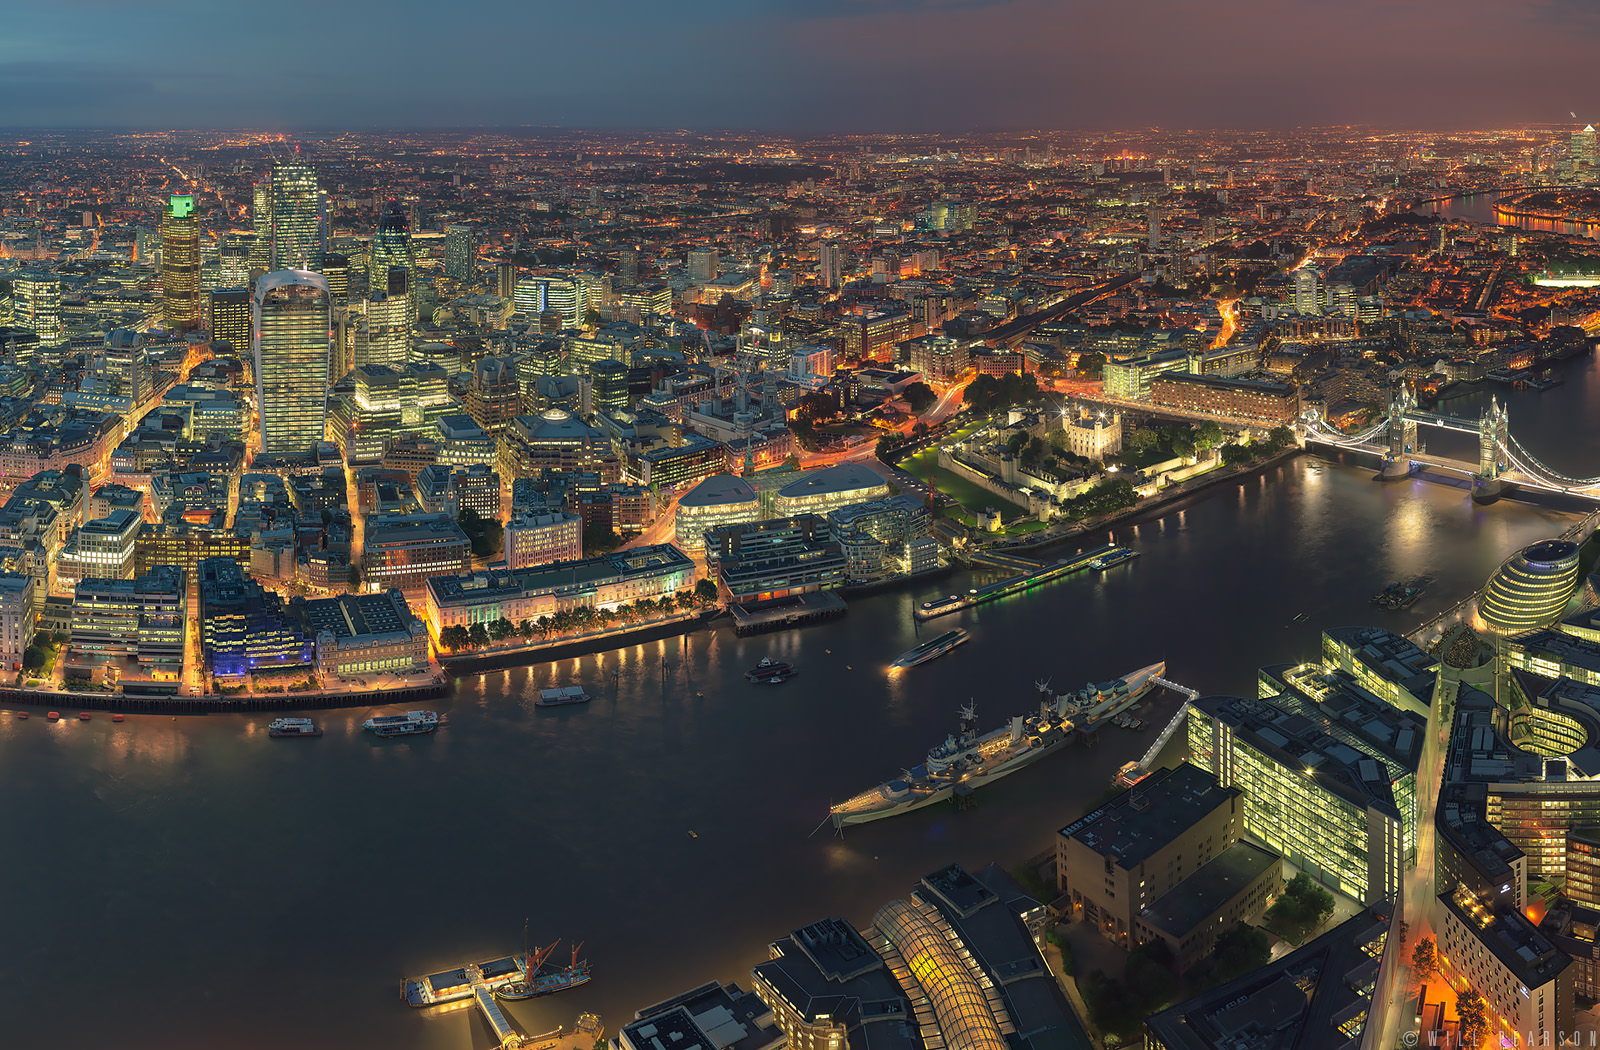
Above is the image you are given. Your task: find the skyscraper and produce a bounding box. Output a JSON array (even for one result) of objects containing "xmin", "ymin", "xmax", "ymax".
[
  {"xmin": 161, "ymin": 194, "xmax": 201, "ymax": 332},
  {"xmin": 617, "ymin": 247, "xmax": 639, "ymax": 287},
  {"xmin": 358, "ymin": 270, "xmax": 411, "ymax": 369},
  {"xmin": 253, "ymin": 270, "xmax": 331, "ymax": 456},
  {"xmin": 1147, "ymin": 207, "xmax": 1161, "ymax": 252},
  {"xmin": 444, "ymin": 224, "xmax": 476, "ymax": 282},
  {"xmin": 687, "ymin": 249, "xmax": 718, "ymax": 282},
  {"xmin": 219, "ymin": 234, "xmax": 254, "ymax": 288},
  {"xmin": 209, "ymin": 289, "xmax": 252, "ymax": 351},
  {"xmin": 369, "ymin": 200, "xmax": 412, "ymax": 287},
  {"xmin": 496, "ymin": 261, "xmax": 517, "ymax": 300},
  {"xmin": 1573, "ymin": 125, "xmax": 1597, "ymax": 167},
  {"xmin": 12, "ymin": 270, "xmax": 63, "ymax": 348},
  {"xmin": 1293, "ymin": 267, "xmax": 1321, "ymax": 315},
  {"xmin": 320, "ymin": 253, "xmax": 350, "ymax": 300},
  {"xmin": 250, "ymin": 181, "xmax": 273, "ymax": 270},
  {"xmin": 268, "ymin": 161, "xmax": 321, "ymax": 271},
  {"xmin": 817, "ymin": 241, "xmax": 843, "ymax": 289}
]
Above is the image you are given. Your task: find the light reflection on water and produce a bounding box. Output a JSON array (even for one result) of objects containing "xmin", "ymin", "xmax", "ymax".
[{"xmin": 2, "ymin": 392, "xmax": 1598, "ymax": 1046}]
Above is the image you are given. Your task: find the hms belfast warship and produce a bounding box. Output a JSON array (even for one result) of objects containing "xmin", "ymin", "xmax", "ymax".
[{"xmin": 828, "ymin": 661, "xmax": 1165, "ymax": 828}]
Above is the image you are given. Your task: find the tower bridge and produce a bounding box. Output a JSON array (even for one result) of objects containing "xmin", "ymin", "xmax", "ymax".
[{"xmin": 1300, "ymin": 387, "xmax": 1600, "ymax": 502}]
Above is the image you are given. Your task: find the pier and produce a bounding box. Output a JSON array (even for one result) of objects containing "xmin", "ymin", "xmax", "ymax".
[
  {"xmin": 728, "ymin": 592, "xmax": 847, "ymax": 635},
  {"xmin": 472, "ymin": 985, "xmax": 521, "ymax": 1047},
  {"xmin": 916, "ymin": 544, "xmax": 1118, "ymax": 622}
]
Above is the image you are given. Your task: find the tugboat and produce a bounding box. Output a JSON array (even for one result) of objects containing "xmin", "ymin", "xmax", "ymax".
[
  {"xmin": 268, "ymin": 717, "xmax": 323, "ymax": 738},
  {"xmin": 745, "ymin": 657, "xmax": 796, "ymax": 683},
  {"xmin": 362, "ymin": 710, "xmax": 440, "ymax": 736},
  {"xmin": 495, "ymin": 941, "xmax": 593, "ymax": 1000}
]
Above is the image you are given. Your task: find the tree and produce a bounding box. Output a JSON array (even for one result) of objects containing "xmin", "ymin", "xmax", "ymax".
[
  {"xmin": 904, "ymin": 382, "xmax": 936, "ymax": 413},
  {"xmin": 1075, "ymin": 351, "xmax": 1106, "ymax": 379},
  {"xmin": 1221, "ymin": 442, "xmax": 1254, "ymax": 466},
  {"xmin": 1206, "ymin": 924, "xmax": 1271, "ymax": 987},
  {"xmin": 21, "ymin": 645, "xmax": 46, "ymax": 673},
  {"xmin": 1411, "ymin": 937, "xmax": 1438, "ymax": 980},
  {"xmin": 583, "ymin": 521, "xmax": 622, "ymax": 553},
  {"xmin": 489, "ymin": 617, "xmax": 515, "ymax": 642},
  {"xmin": 694, "ymin": 578, "xmax": 720, "ymax": 602},
  {"xmin": 1456, "ymin": 988, "xmax": 1489, "ymax": 1049},
  {"xmin": 458, "ymin": 507, "xmax": 504, "ymax": 558},
  {"xmin": 518, "ymin": 619, "xmax": 534, "ymax": 639},
  {"xmin": 1127, "ymin": 427, "xmax": 1159, "ymax": 454},
  {"xmin": 347, "ymin": 563, "xmax": 361, "ymax": 589},
  {"xmin": 1195, "ymin": 421, "xmax": 1226, "ymax": 451},
  {"xmin": 1266, "ymin": 873, "xmax": 1336, "ymax": 941},
  {"xmin": 467, "ymin": 622, "xmax": 490, "ymax": 648},
  {"xmin": 439, "ymin": 625, "xmax": 470, "ymax": 651},
  {"xmin": 795, "ymin": 392, "xmax": 840, "ymax": 425}
]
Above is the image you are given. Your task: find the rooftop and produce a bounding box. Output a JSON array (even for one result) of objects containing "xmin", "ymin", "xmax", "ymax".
[
  {"xmin": 1139, "ymin": 841, "xmax": 1281, "ymax": 938},
  {"xmin": 776, "ymin": 463, "xmax": 887, "ymax": 500},
  {"xmin": 1060, "ymin": 764, "xmax": 1239, "ymax": 867}
]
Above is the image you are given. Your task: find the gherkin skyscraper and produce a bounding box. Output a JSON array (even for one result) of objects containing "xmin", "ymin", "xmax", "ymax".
[{"xmin": 369, "ymin": 199, "xmax": 412, "ymax": 286}]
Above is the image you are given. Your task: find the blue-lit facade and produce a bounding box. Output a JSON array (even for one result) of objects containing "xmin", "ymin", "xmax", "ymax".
[{"xmin": 197, "ymin": 557, "xmax": 315, "ymax": 678}]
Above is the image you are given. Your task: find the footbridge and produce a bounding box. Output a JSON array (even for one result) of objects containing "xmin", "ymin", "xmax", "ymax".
[{"xmin": 1301, "ymin": 387, "xmax": 1600, "ymax": 502}]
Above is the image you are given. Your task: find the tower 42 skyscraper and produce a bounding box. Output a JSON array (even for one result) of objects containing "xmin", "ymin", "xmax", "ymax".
[
  {"xmin": 161, "ymin": 194, "xmax": 200, "ymax": 331},
  {"xmin": 269, "ymin": 160, "xmax": 322, "ymax": 271},
  {"xmin": 253, "ymin": 270, "xmax": 331, "ymax": 456}
]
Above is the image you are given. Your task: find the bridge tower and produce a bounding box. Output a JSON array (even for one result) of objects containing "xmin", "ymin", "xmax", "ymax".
[
  {"xmin": 1380, "ymin": 386, "xmax": 1417, "ymax": 480},
  {"xmin": 1472, "ymin": 397, "xmax": 1509, "ymax": 503}
]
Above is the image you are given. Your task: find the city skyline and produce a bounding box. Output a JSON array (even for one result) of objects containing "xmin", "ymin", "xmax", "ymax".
[{"xmin": 11, "ymin": 0, "xmax": 1600, "ymax": 131}]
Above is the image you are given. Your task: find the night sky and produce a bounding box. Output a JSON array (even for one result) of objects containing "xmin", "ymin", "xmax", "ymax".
[{"xmin": 7, "ymin": 0, "xmax": 1600, "ymax": 131}]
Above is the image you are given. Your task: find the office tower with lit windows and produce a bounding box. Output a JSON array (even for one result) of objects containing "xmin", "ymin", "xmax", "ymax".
[
  {"xmin": 817, "ymin": 241, "xmax": 843, "ymax": 289},
  {"xmin": 687, "ymin": 248, "xmax": 718, "ymax": 282},
  {"xmin": 358, "ymin": 274, "xmax": 411, "ymax": 370},
  {"xmin": 1147, "ymin": 207, "xmax": 1161, "ymax": 251},
  {"xmin": 590, "ymin": 360, "xmax": 630, "ymax": 413},
  {"xmin": 618, "ymin": 247, "xmax": 639, "ymax": 286},
  {"xmin": 369, "ymin": 200, "xmax": 412, "ymax": 286},
  {"xmin": 12, "ymin": 269, "xmax": 63, "ymax": 348},
  {"xmin": 1293, "ymin": 266, "xmax": 1322, "ymax": 315},
  {"xmin": 250, "ymin": 181, "xmax": 273, "ymax": 269},
  {"xmin": 1573, "ymin": 125, "xmax": 1597, "ymax": 167},
  {"xmin": 268, "ymin": 161, "xmax": 322, "ymax": 271},
  {"xmin": 320, "ymin": 253, "xmax": 350, "ymax": 300},
  {"xmin": 219, "ymin": 234, "xmax": 254, "ymax": 288},
  {"xmin": 161, "ymin": 195, "xmax": 201, "ymax": 331},
  {"xmin": 444, "ymin": 224, "xmax": 476, "ymax": 282},
  {"xmin": 253, "ymin": 270, "xmax": 331, "ymax": 456},
  {"xmin": 496, "ymin": 261, "xmax": 517, "ymax": 300},
  {"xmin": 209, "ymin": 289, "xmax": 251, "ymax": 350}
]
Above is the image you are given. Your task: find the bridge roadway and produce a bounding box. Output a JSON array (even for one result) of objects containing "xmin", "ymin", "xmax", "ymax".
[{"xmin": 1303, "ymin": 421, "xmax": 1600, "ymax": 500}]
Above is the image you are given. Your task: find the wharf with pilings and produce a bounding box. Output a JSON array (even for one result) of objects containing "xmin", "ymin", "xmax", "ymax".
[
  {"xmin": 0, "ymin": 680, "xmax": 450, "ymax": 715},
  {"xmin": 728, "ymin": 592, "xmax": 848, "ymax": 635}
]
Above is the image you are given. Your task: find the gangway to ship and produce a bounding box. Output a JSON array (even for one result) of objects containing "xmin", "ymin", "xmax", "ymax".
[
  {"xmin": 1149, "ymin": 676, "xmax": 1198, "ymax": 700},
  {"xmin": 473, "ymin": 984, "xmax": 523, "ymax": 1048},
  {"xmin": 967, "ymin": 550, "xmax": 1044, "ymax": 573},
  {"xmin": 1137, "ymin": 701, "xmax": 1191, "ymax": 770}
]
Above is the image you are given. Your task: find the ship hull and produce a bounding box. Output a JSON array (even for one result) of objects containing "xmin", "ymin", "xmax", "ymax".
[
  {"xmin": 830, "ymin": 662, "xmax": 1166, "ymax": 828},
  {"xmin": 832, "ymin": 784, "xmax": 954, "ymax": 828}
]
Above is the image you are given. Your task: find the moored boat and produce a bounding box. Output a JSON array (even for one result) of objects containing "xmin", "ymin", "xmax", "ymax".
[
  {"xmin": 495, "ymin": 940, "xmax": 592, "ymax": 1000},
  {"xmin": 363, "ymin": 710, "xmax": 440, "ymax": 736},
  {"xmin": 268, "ymin": 717, "xmax": 323, "ymax": 738},
  {"xmin": 830, "ymin": 661, "xmax": 1166, "ymax": 828},
  {"xmin": 536, "ymin": 686, "xmax": 591, "ymax": 707}
]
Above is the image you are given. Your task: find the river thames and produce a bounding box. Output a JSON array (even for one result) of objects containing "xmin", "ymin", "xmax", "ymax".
[{"xmin": 3, "ymin": 359, "xmax": 1599, "ymax": 1049}]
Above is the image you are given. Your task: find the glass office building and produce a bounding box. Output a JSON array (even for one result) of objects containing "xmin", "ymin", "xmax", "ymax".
[
  {"xmin": 269, "ymin": 160, "xmax": 322, "ymax": 271},
  {"xmin": 160, "ymin": 194, "xmax": 200, "ymax": 331},
  {"xmin": 253, "ymin": 270, "xmax": 331, "ymax": 456}
]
